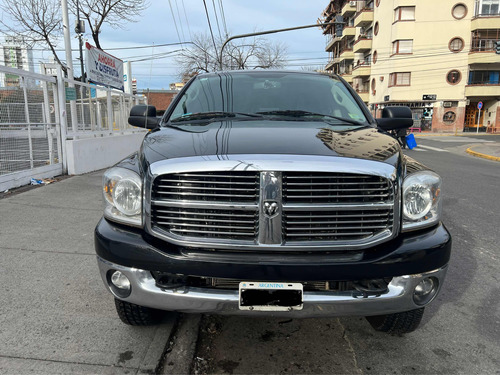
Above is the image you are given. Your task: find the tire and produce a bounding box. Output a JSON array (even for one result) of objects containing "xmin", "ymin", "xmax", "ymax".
[
  {"xmin": 366, "ymin": 308, "xmax": 425, "ymax": 335},
  {"xmin": 114, "ymin": 298, "xmax": 164, "ymax": 326}
]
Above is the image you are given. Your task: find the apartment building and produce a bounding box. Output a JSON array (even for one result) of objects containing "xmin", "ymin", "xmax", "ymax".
[{"xmin": 321, "ymin": 0, "xmax": 500, "ymax": 132}]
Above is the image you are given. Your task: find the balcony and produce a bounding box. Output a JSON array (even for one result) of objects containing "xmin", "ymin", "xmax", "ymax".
[
  {"xmin": 465, "ymin": 84, "xmax": 500, "ymax": 97},
  {"xmin": 325, "ymin": 34, "xmax": 341, "ymax": 52},
  {"xmin": 352, "ymin": 63, "xmax": 371, "ymax": 77},
  {"xmin": 342, "ymin": 26, "xmax": 356, "ymax": 38},
  {"xmin": 325, "ymin": 60, "xmax": 335, "ymax": 71},
  {"xmin": 334, "ymin": 49, "xmax": 355, "ymax": 63},
  {"xmin": 340, "ymin": 73, "xmax": 353, "ymax": 83},
  {"xmin": 356, "ymin": 91, "xmax": 370, "ymax": 102},
  {"xmin": 353, "ymin": 37, "xmax": 373, "ymax": 53},
  {"xmin": 341, "ymin": 1, "xmax": 357, "ymax": 17},
  {"xmin": 354, "ymin": 9, "xmax": 374, "ymax": 28},
  {"xmin": 469, "ymin": 51, "xmax": 500, "ymax": 64},
  {"xmin": 471, "ymin": 16, "xmax": 500, "ymax": 30}
]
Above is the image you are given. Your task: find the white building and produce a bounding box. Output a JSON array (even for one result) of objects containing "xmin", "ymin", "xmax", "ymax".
[{"xmin": 0, "ymin": 36, "xmax": 35, "ymax": 86}]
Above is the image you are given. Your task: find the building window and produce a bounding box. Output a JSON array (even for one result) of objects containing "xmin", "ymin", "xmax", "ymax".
[
  {"xmin": 374, "ymin": 21, "xmax": 379, "ymax": 36},
  {"xmin": 449, "ymin": 37, "xmax": 465, "ymax": 52},
  {"xmin": 443, "ymin": 111, "xmax": 457, "ymax": 123},
  {"xmin": 468, "ymin": 70, "xmax": 500, "ymax": 84},
  {"xmin": 471, "ymin": 29, "xmax": 500, "ymax": 51},
  {"xmin": 479, "ymin": 0, "xmax": 499, "ymax": 16},
  {"xmin": 394, "ymin": 6, "xmax": 415, "ymax": 22},
  {"xmin": 376, "ymin": 0, "xmax": 381, "ymax": 7},
  {"xmin": 446, "ymin": 70, "xmax": 462, "ymax": 84},
  {"xmin": 452, "ymin": 3, "xmax": 468, "ymax": 19},
  {"xmin": 389, "ymin": 72, "xmax": 411, "ymax": 86},
  {"xmin": 371, "ymin": 78, "xmax": 376, "ymax": 91},
  {"xmin": 392, "ymin": 39, "xmax": 413, "ymax": 54},
  {"xmin": 373, "ymin": 50, "xmax": 378, "ymax": 64}
]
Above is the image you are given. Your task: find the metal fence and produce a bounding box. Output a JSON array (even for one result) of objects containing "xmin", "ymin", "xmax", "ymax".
[
  {"xmin": 0, "ymin": 65, "xmax": 61, "ymax": 191},
  {"xmin": 62, "ymin": 77, "xmax": 146, "ymax": 137},
  {"xmin": 0, "ymin": 64, "xmax": 146, "ymax": 191}
]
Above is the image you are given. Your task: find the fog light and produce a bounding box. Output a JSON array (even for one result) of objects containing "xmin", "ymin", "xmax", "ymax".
[
  {"xmin": 413, "ymin": 277, "xmax": 438, "ymax": 305},
  {"xmin": 111, "ymin": 271, "xmax": 131, "ymax": 289},
  {"xmin": 108, "ymin": 270, "xmax": 132, "ymax": 298}
]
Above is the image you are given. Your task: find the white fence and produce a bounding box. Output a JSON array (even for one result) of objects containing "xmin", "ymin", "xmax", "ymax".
[{"xmin": 0, "ymin": 64, "xmax": 147, "ymax": 191}]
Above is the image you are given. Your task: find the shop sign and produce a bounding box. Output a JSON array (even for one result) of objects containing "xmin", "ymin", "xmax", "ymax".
[
  {"xmin": 85, "ymin": 42, "xmax": 124, "ymax": 91},
  {"xmin": 423, "ymin": 94, "xmax": 437, "ymax": 100}
]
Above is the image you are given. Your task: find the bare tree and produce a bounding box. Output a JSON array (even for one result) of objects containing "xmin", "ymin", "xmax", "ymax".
[
  {"xmin": 176, "ymin": 32, "xmax": 288, "ymax": 78},
  {"xmin": 0, "ymin": 0, "xmax": 65, "ymax": 70},
  {"xmin": 69, "ymin": 0, "xmax": 149, "ymax": 49}
]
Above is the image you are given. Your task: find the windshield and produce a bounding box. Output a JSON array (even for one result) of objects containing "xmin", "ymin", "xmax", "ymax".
[{"xmin": 167, "ymin": 72, "xmax": 369, "ymax": 125}]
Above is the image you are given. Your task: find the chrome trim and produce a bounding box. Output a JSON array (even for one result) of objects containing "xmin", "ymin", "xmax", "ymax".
[
  {"xmin": 145, "ymin": 154, "xmax": 399, "ymax": 251},
  {"xmin": 97, "ymin": 256, "xmax": 448, "ymax": 318},
  {"xmin": 258, "ymin": 171, "xmax": 283, "ymax": 245}
]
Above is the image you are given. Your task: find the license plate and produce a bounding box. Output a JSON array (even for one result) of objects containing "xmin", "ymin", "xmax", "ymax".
[{"xmin": 239, "ymin": 282, "xmax": 303, "ymax": 311}]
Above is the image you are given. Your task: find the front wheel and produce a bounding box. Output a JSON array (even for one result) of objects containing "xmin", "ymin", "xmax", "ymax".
[
  {"xmin": 114, "ymin": 298, "xmax": 165, "ymax": 326},
  {"xmin": 366, "ymin": 308, "xmax": 424, "ymax": 335}
]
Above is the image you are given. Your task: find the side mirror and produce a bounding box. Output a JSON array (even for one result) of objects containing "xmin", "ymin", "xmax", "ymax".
[
  {"xmin": 376, "ymin": 106, "xmax": 413, "ymax": 131},
  {"xmin": 128, "ymin": 105, "xmax": 160, "ymax": 129}
]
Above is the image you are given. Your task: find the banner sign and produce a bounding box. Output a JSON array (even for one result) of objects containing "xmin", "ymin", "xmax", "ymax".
[{"xmin": 85, "ymin": 42, "xmax": 124, "ymax": 91}]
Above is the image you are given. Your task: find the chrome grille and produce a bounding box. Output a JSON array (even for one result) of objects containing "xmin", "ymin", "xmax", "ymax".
[
  {"xmin": 152, "ymin": 172, "xmax": 259, "ymax": 203},
  {"xmin": 149, "ymin": 168, "xmax": 396, "ymax": 249},
  {"xmin": 282, "ymin": 172, "xmax": 393, "ymax": 204},
  {"xmin": 283, "ymin": 209, "xmax": 394, "ymax": 242}
]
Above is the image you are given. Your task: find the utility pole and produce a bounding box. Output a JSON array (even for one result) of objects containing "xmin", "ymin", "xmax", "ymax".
[{"xmin": 75, "ymin": 0, "xmax": 86, "ymax": 82}]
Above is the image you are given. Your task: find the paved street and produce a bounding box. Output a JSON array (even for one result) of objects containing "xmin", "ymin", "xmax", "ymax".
[{"xmin": 190, "ymin": 134, "xmax": 500, "ymax": 374}]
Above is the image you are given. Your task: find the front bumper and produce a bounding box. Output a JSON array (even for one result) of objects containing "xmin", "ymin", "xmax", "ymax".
[
  {"xmin": 95, "ymin": 218, "xmax": 451, "ymax": 317},
  {"xmin": 97, "ymin": 256, "xmax": 448, "ymax": 317}
]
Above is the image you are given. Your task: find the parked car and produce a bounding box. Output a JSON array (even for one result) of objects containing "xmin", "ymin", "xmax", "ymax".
[{"xmin": 94, "ymin": 70, "xmax": 451, "ymax": 334}]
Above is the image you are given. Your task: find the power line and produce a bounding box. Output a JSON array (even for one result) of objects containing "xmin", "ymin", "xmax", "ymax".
[
  {"xmin": 217, "ymin": 0, "xmax": 228, "ymax": 37},
  {"xmin": 202, "ymin": 0, "xmax": 218, "ymax": 56},
  {"xmin": 167, "ymin": 0, "xmax": 183, "ymax": 47},
  {"xmin": 174, "ymin": 0, "xmax": 186, "ymax": 42},
  {"xmin": 181, "ymin": 0, "xmax": 193, "ymax": 40},
  {"xmin": 211, "ymin": 0, "xmax": 223, "ymax": 40}
]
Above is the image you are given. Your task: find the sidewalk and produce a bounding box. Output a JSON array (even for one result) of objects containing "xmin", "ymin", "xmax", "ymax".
[
  {"xmin": 0, "ymin": 171, "xmax": 174, "ymax": 374},
  {"xmin": 466, "ymin": 144, "xmax": 500, "ymax": 161}
]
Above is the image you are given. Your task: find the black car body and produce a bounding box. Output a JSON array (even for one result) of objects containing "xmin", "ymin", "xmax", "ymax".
[{"xmin": 95, "ymin": 71, "xmax": 451, "ymax": 334}]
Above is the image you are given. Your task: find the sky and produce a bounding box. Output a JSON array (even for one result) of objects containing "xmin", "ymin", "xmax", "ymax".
[{"xmin": 1, "ymin": 0, "xmax": 330, "ymax": 90}]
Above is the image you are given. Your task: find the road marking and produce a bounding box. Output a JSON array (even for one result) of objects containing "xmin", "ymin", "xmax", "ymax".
[
  {"xmin": 412, "ymin": 148, "xmax": 426, "ymax": 152},
  {"xmin": 417, "ymin": 145, "xmax": 449, "ymax": 152},
  {"xmin": 422, "ymin": 136, "xmax": 494, "ymax": 143}
]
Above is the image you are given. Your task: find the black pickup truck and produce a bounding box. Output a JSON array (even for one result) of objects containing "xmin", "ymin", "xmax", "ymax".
[{"xmin": 94, "ymin": 71, "xmax": 451, "ymax": 334}]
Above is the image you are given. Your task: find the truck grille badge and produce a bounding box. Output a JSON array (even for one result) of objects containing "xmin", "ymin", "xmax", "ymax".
[{"xmin": 263, "ymin": 201, "xmax": 279, "ymax": 217}]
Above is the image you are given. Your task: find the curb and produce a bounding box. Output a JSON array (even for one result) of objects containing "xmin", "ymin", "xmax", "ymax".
[{"xmin": 466, "ymin": 147, "xmax": 500, "ymax": 162}]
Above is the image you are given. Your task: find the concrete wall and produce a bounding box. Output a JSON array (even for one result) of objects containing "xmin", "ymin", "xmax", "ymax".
[{"xmin": 65, "ymin": 132, "xmax": 147, "ymax": 175}]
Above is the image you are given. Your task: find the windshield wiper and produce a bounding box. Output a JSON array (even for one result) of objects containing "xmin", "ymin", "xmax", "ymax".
[
  {"xmin": 256, "ymin": 110, "xmax": 365, "ymax": 126},
  {"xmin": 170, "ymin": 111, "xmax": 262, "ymax": 123}
]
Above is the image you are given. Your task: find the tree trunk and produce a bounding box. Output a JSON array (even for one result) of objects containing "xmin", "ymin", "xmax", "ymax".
[{"xmin": 92, "ymin": 32, "xmax": 102, "ymax": 49}]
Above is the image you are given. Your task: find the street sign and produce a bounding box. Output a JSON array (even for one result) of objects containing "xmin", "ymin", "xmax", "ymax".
[
  {"xmin": 65, "ymin": 87, "xmax": 77, "ymax": 101},
  {"xmin": 477, "ymin": 101, "xmax": 483, "ymax": 110}
]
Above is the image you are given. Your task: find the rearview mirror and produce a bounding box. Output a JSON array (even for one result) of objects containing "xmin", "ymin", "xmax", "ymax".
[
  {"xmin": 376, "ymin": 106, "xmax": 413, "ymax": 131},
  {"xmin": 128, "ymin": 105, "xmax": 160, "ymax": 129}
]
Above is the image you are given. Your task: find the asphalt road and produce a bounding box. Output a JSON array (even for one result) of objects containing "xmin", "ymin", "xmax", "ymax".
[{"xmin": 188, "ymin": 135, "xmax": 500, "ymax": 375}]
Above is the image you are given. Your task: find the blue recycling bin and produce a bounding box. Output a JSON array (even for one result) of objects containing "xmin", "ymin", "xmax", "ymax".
[{"xmin": 406, "ymin": 133, "xmax": 417, "ymax": 149}]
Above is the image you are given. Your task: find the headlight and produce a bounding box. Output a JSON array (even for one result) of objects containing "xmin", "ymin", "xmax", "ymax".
[
  {"xmin": 103, "ymin": 167, "xmax": 142, "ymax": 227},
  {"xmin": 402, "ymin": 171, "xmax": 442, "ymax": 231}
]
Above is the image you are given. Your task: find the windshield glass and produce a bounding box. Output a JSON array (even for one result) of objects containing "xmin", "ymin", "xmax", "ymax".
[{"xmin": 167, "ymin": 72, "xmax": 369, "ymax": 125}]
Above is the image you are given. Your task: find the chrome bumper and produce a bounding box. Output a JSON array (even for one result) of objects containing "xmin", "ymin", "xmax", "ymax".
[{"xmin": 97, "ymin": 256, "xmax": 448, "ymax": 318}]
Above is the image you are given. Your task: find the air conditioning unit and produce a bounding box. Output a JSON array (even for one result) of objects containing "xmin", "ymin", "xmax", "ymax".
[
  {"xmin": 443, "ymin": 101, "xmax": 453, "ymax": 108},
  {"xmin": 349, "ymin": 1, "xmax": 356, "ymax": 6}
]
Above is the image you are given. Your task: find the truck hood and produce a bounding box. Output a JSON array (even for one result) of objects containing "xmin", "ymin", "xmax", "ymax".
[{"xmin": 141, "ymin": 120, "xmax": 401, "ymax": 167}]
